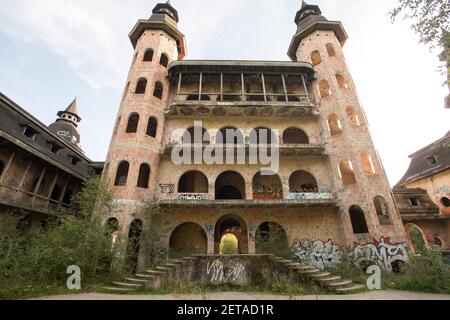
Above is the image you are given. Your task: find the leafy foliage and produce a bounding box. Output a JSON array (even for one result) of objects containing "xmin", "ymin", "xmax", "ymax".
[{"xmin": 390, "ymin": 0, "xmax": 450, "ymax": 50}]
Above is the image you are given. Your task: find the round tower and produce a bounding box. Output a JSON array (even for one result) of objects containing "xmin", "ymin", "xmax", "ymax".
[
  {"xmin": 103, "ymin": 1, "xmax": 186, "ymax": 265},
  {"xmin": 289, "ymin": 1, "xmax": 406, "ymax": 245},
  {"xmin": 48, "ymin": 98, "xmax": 82, "ymax": 147}
]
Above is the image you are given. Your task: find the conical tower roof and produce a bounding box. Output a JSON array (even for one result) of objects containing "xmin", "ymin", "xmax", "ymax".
[{"xmin": 57, "ymin": 98, "xmax": 81, "ymax": 122}]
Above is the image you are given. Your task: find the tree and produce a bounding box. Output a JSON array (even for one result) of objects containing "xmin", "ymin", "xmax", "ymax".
[{"xmin": 390, "ymin": 0, "xmax": 450, "ymax": 51}]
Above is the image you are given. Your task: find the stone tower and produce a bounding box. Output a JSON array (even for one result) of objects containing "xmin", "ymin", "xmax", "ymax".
[
  {"xmin": 103, "ymin": 0, "xmax": 186, "ymax": 264},
  {"xmin": 288, "ymin": 1, "xmax": 406, "ymax": 244},
  {"xmin": 48, "ymin": 98, "xmax": 82, "ymax": 148}
]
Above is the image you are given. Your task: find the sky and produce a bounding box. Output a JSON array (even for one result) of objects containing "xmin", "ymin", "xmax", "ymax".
[{"xmin": 0, "ymin": 0, "xmax": 448, "ymax": 186}]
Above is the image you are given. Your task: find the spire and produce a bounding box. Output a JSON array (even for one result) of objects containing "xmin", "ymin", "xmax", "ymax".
[
  {"xmin": 57, "ymin": 98, "xmax": 81, "ymax": 122},
  {"xmin": 152, "ymin": 1, "xmax": 179, "ymax": 23},
  {"xmin": 295, "ymin": 1, "xmax": 322, "ymax": 25}
]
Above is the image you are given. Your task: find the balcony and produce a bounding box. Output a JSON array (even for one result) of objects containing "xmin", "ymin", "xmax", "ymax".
[
  {"xmin": 158, "ymin": 192, "xmax": 336, "ymax": 208},
  {"xmin": 166, "ymin": 60, "xmax": 318, "ymax": 118},
  {"xmin": 162, "ymin": 143, "xmax": 327, "ymax": 157}
]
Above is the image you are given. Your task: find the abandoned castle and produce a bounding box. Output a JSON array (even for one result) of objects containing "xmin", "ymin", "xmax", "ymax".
[{"xmin": 0, "ymin": 1, "xmax": 448, "ymax": 278}]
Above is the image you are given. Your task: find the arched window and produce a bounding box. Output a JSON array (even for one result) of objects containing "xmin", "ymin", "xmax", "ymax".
[
  {"xmin": 113, "ymin": 116, "xmax": 121, "ymax": 135},
  {"xmin": 50, "ymin": 184, "xmax": 61, "ymax": 201},
  {"xmin": 253, "ymin": 171, "xmax": 283, "ymax": 200},
  {"xmin": 183, "ymin": 127, "xmax": 210, "ymax": 144},
  {"xmin": 106, "ymin": 217, "xmax": 119, "ymax": 248},
  {"xmin": 318, "ymin": 80, "xmax": 331, "ymax": 98},
  {"xmin": 216, "ymin": 127, "xmax": 244, "ymax": 145},
  {"xmin": 143, "ymin": 49, "xmax": 154, "ymax": 62},
  {"xmin": 283, "ymin": 127, "xmax": 309, "ymax": 144},
  {"xmin": 0, "ymin": 160, "xmax": 4, "ymax": 177},
  {"xmin": 374, "ymin": 196, "xmax": 391, "ymax": 225},
  {"xmin": 137, "ymin": 163, "xmax": 151, "ymax": 189},
  {"xmin": 135, "ymin": 78, "xmax": 147, "ymax": 94},
  {"xmin": 289, "ymin": 170, "xmax": 318, "ymax": 193},
  {"xmin": 440, "ymin": 197, "xmax": 450, "ymax": 208},
  {"xmin": 153, "ymin": 81, "xmax": 164, "ymax": 99},
  {"xmin": 249, "ymin": 127, "xmax": 276, "ymax": 145},
  {"xmin": 215, "ymin": 171, "xmax": 246, "ymax": 200},
  {"xmin": 159, "ymin": 53, "xmax": 169, "ymax": 68},
  {"xmin": 339, "ymin": 160, "xmax": 356, "ymax": 186},
  {"xmin": 326, "ymin": 43, "xmax": 336, "ymax": 57},
  {"xmin": 346, "ymin": 107, "xmax": 361, "ymax": 127},
  {"xmin": 349, "ymin": 205, "xmax": 369, "ymax": 234},
  {"xmin": 360, "ymin": 152, "xmax": 377, "ymax": 175},
  {"xmin": 328, "ymin": 114, "xmax": 342, "ymax": 136},
  {"xmin": 178, "ymin": 171, "xmax": 208, "ymax": 193},
  {"xmin": 255, "ymin": 222, "xmax": 288, "ymax": 254},
  {"xmin": 336, "ymin": 74, "xmax": 348, "ymax": 89},
  {"xmin": 114, "ymin": 161, "xmax": 130, "ymax": 186},
  {"xmin": 311, "ymin": 50, "xmax": 322, "ymax": 66},
  {"xmin": 146, "ymin": 117, "xmax": 158, "ymax": 138},
  {"xmin": 170, "ymin": 223, "xmax": 207, "ymax": 257},
  {"xmin": 126, "ymin": 113, "xmax": 140, "ymax": 133}
]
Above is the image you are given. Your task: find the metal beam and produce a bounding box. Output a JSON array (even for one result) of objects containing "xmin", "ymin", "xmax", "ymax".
[
  {"xmin": 281, "ymin": 74, "xmax": 288, "ymax": 102},
  {"xmin": 261, "ymin": 74, "xmax": 267, "ymax": 102}
]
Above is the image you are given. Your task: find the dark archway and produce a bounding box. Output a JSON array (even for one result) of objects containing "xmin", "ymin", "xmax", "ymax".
[
  {"xmin": 349, "ymin": 205, "xmax": 369, "ymax": 234},
  {"xmin": 178, "ymin": 171, "xmax": 208, "ymax": 193},
  {"xmin": 159, "ymin": 53, "xmax": 169, "ymax": 68},
  {"xmin": 214, "ymin": 215, "xmax": 248, "ymax": 254},
  {"xmin": 169, "ymin": 222, "xmax": 207, "ymax": 258},
  {"xmin": 114, "ymin": 161, "xmax": 130, "ymax": 186},
  {"xmin": 283, "ymin": 128, "xmax": 309, "ymax": 144},
  {"xmin": 126, "ymin": 219, "xmax": 143, "ymax": 274},
  {"xmin": 255, "ymin": 222, "xmax": 288, "ymax": 255},
  {"xmin": 137, "ymin": 163, "xmax": 151, "ymax": 189},
  {"xmin": 135, "ymin": 78, "xmax": 147, "ymax": 94},
  {"xmin": 249, "ymin": 127, "xmax": 276, "ymax": 145},
  {"xmin": 215, "ymin": 171, "xmax": 246, "ymax": 200},
  {"xmin": 289, "ymin": 170, "xmax": 318, "ymax": 193},
  {"xmin": 183, "ymin": 127, "xmax": 210, "ymax": 144},
  {"xmin": 252, "ymin": 171, "xmax": 283, "ymax": 200},
  {"xmin": 146, "ymin": 117, "xmax": 158, "ymax": 138}
]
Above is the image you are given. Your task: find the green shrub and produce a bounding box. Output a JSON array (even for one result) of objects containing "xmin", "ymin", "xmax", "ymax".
[{"xmin": 383, "ymin": 249, "xmax": 450, "ymax": 294}]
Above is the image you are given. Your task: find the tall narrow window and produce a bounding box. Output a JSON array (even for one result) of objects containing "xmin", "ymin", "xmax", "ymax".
[
  {"xmin": 153, "ymin": 81, "xmax": 164, "ymax": 99},
  {"xmin": 146, "ymin": 117, "xmax": 158, "ymax": 138},
  {"xmin": 160, "ymin": 53, "xmax": 169, "ymax": 68},
  {"xmin": 137, "ymin": 163, "xmax": 151, "ymax": 189},
  {"xmin": 328, "ymin": 114, "xmax": 343, "ymax": 136},
  {"xmin": 374, "ymin": 196, "xmax": 391, "ymax": 225},
  {"xmin": 126, "ymin": 113, "xmax": 140, "ymax": 133},
  {"xmin": 135, "ymin": 78, "xmax": 147, "ymax": 94},
  {"xmin": 143, "ymin": 49, "xmax": 154, "ymax": 62},
  {"xmin": 311, "ymin": 50, "xmax": 322, "ymax": 66},
  {"xmin": 114, "ymin": 161, "xmax": 130, "ymax": 186},
  {"xmin": 318, "ymin": 80, "xmax": 331, "ymax": 98},
  {"xmin": 0, "ymin": 160, "xmax": 4, "ymax": 177},
  {"xmin": 360, "ymin": 152, "xmax": 377, "ymax": 175},
  {"xmin": 336, "ymin": 74, "xmax": 348, "ymax": 89},
  {"xmin": 346, "ymin": 107, "xmax": 361, "ymax": 127},
  {"xmin": 326, "ymin": 43, "xmax": 336, "ymax": 57},
  {"xmin": 349, "ymin": 205, "xmax": 369, "ymax": 234},
  {"xmin": 339, "ymin": 160, "xmax": 356, "ymax": 186}
]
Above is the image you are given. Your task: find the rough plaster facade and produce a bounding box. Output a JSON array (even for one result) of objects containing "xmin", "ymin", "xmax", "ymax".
[{"xmin": 102, "ymin": 2, "xmax": 409, "ymax": 271}]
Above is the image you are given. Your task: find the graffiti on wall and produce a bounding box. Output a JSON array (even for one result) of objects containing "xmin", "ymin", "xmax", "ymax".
[
  {"xmin": 292, "ymin": 239, "xmax": 343, "ymax": 270},
  {"xmin": 291, "ymin": 237, "xmax": 409, "ymax": 271},
  {"xmin": 287, "ymin": 193, "xmax": 334, "ymax": 200},
  {"xmin": 159, "ymin": 184, "xmax": 175, "ymax": 195},
  {"xmin": 349, "ymin": 238, "xmax": 409, "ymax": 271},
  {"xmin": 179, "ymin": 194, "xmax": 208, "ymax": 200},
  {"xmin": 206, "ymin": 259, "xmax": 245, "ymax": 283},
  {"xmin": 433, "ymin": 185, "xmax": 450, "ymax": 215},
  {"xmin": 252, "ymin": 183, "xmax": 283, "ymax": 200}
]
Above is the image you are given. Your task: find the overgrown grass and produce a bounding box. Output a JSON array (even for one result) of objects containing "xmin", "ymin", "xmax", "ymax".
[{"xmin": 382, "ymin": 249, "xmax": 450, "ymax": 294}]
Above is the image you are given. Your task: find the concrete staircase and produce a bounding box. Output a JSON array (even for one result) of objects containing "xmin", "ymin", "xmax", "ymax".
[
  {"xmin": 102, "ymin": 257, "xmax": 197, "ymax": 293},
  {"xmin": 270, "ymin": 256, "xmax": 365, "ymax": 294}
]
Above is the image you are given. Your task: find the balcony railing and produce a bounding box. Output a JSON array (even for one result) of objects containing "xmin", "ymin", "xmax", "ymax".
[{"xmin": 158, "ymin": 192, "xmax": 336, "ymax": 208}]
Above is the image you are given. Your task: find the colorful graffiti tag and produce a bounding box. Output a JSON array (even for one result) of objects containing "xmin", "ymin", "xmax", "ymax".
[{"xmin": 291, "ymin": 238, "xmax": 409, "ymax": 271}]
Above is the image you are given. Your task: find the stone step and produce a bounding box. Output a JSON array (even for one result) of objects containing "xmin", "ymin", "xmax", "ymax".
[
  {"xmin": 270, "ymin": 256, "xmax": 284, "ymax": 261},
  {"xmin": 308, "ymin": 272, "xmax": 332, "ymax": 279},
  {"xmin": 335, "ymin": 284, "xmax": 366, "ymax": 294},
  {"xmin": 298, "ymin": 268, "xmax": 320, "ymax": 274},
  {"xmin": 326, "ymin": 279, "xmax": 354, "ymax": 289},
  {"xmin": 182, "ymin": 257, "xmax": 196, "ymax": 261},
  {"xmin": 144, "ymin": 270, "xmax": 166, "ymax": 275},
  {"xmin": 156, "ymin": 266, "xmax": 173, "ymax": 271},
  {"xmin": 101, "ymin": 286, "xmax": 134, "ymax": 293},
  {"xmin": 287, "ymin": 263, "xmax": 301, "ymax": 268},
  {"xmin": 280, "ymin": 260, "xmax": 293, "ymax": 264},
  {"xmin": 315, "ymin": 276, "xmax": 342, "ymax": 284},
  {"xmin": 112, "ymin": 282, "xmax": 143, "ymax": 289},
  {"xmin": 165, "ymin": 263, "xmax": 180, "ymax": 267},
  {"xmin": 292, "ymin": 265, "xmax": 312, "ymax": 270},
  {"xmin": 125, "ymin": 277, "xmax": 148, "ymax": 284},
  {"xmin": 136, "ymin": 273, "xmax": 159, "ymax": 279}
]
